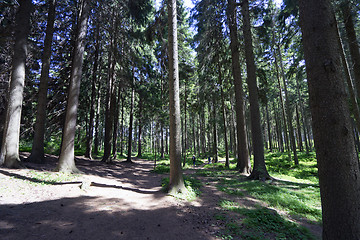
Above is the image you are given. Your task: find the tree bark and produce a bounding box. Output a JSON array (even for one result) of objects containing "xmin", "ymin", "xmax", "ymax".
[
  {"xmin": 127, "ymin": 84, "xmax": 135, "ymax": 162},
  {"xmin": 218, "ymin": 63, "xmax": 229, "ymax": 167},
  {"xmin": 241, "ymin": 0, "xmax": 270, "ymax": 180},
  {"xmin": 102, "ymin": 30, "xmax": 116, "ymax": 163},
  {"xmin": 299, "ymin": 0, "xmax": 360, "ymax": 238},
  {"xmin": 85, "ymin": 21, "xmax": 100, "ymax": 159},
  {"xmin": 278, "ymin": 45, "xmax": 299, "ymax": 165},
  {"xmin": 0, "ymin": 0, "xmax": 32, "ymax": 168},
  {"xmin": 167, "ymin": 0, "xmax": 185, "ymax": 194},
  {"xmin": 341, "ymin": 1, "xmax": 360, "ymax": 100},
  {"xmin": 227, "ymin": 0, "xmax": 250, "ymax": 174},
  {"xmin": 28, "ymin": 0, "xmax": 56, "ymax": 163},
  {"xmin": 56, "ymin": 0, "xmax": 90, "ymax": 172}
]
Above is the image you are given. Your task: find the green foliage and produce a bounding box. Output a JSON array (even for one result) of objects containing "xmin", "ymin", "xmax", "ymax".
[{"xmin": 219, "ymin": 201, "xmax": 316, "ymax": 240}]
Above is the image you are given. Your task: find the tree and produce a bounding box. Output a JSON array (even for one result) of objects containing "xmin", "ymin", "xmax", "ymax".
[
  {"xmin": 27, "ymin": 0, "xmax": 56, "ymax": 164},
  {"xmin": 167, "ymin": 0, "xmax": 186, "ymax": 194},
  {"xmin": 298, "ymin": 0, "xmax": 360, "ymax": 238},
  {"xmin": 227, "ymin": 0, "xmax": 251, "ymax": 174},
  {"xmin": 56, "ymin": 0, "xmax": 90, "ymax": 173},
  {"xmin": 241, "ymin": 0, "xmax": 270, "ymax": 180},
  {"xmin": 0, "ymin": 0, "xmax": 32, "ymax": 168}
]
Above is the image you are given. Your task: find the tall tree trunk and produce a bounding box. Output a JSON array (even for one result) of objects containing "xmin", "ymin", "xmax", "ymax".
[
  {"xmin": 94, "ymin": 77, "xmax": 102, "ymax": 156},
  {"xmin": 212, "ymin": 94, "xmax": 218, "ymax": 163},
  {"xmin": 265, "ymin": 102, "xmax": 273, "ymax": 152},
  {"xmin": 56, "ymin": 0, "xmax": 90, "ymax": 172},
  {"xmin": 126, "ymin": 84, "xmax": 135, "ymax": 162},
  {"xmin": 85, "ymin": 21, "xmax": 100, "ymax": 160},
  {"xmin": 227, "ymin": 0, "xmax": 250, "ymax": 174},
  {"xmin": 219, "ymin": 65, "xmax": 230, "ymax": 168},
  {"xmin": 295, "ymin": 73, "xmax": 310, "ymax": 154},
  {"xmin": 295, "ymin": 104, "xmax": 303, "ymax": 152},
  {"xmin": 119, "ymin": 94, "xmax": 125, "ymax": 156},
  {"xmin": 341, "ymin": 1, "xmax": 360, "ymax": 100},
  {"xmin": 112, "ymin": 84, "xmax": 122, "ymax": 159},
  {"xmin": 241, "ymin": 0, "xmax": 270, "ymax": 180},
  {"xmin": 278, "ymin": 45, "xmax": 299, "ymax": 165},
  {"xmin": 28, "ymin": 0, "xmax": 56, "ymax": 164},
  {"xmin": 167, "ymin": 0, "xmax": 185, "ymax": 194},
  {"xmin": 299, "ymin": 0, "xmax": 360, "ymax": 238},
  {"xmin": 337, "ymin": 25, "xmax": 360, "ymax": 134},
  {"xmin": 137, "ymin": 98, "xmax": 143, "ymax": 158},
  {"xmin": 0, "ymin": 0, "xmax": 32, "ymax": 168},
  {"xmin": 102, "ymin": 29, "xmax": 116, "ymax": 162}
]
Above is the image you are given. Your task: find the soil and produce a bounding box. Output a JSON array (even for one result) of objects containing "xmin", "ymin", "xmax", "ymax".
[{"xmin": 0, "ymin": 153, "xmax": 322, "ymax": 240}]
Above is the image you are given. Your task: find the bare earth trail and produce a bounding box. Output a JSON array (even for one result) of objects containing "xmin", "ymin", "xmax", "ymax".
[
  {"xmin": 0, "ymin": 154, "xmax": 228, "ymax": 240},
  {"xmin": 0, "ymin": 153, "xmax": 322, "ymax": 239}
]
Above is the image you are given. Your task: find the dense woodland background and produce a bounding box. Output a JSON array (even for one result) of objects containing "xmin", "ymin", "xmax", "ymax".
[{"xmin": 1, "ymin": 0, "xmax": 360, "ymax": 239}]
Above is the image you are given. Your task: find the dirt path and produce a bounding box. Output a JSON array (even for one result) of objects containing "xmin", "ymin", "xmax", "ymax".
[{"xmin": 0, "ymin": 154, "xmax": 228, "ymax": 240}]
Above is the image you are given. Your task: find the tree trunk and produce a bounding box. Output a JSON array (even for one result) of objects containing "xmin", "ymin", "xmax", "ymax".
[
  {"xmin": 56, "ymin": 0, "xmax": 90, "ymax": 172},
  {"xmin": 218, "ymin": 63, "xmax": 229, "ymax": 167},
  {"xmin": 299, "ymin": 0, "xmax": 360, "ymax": 238},
  {"xmin": 241, "ymin": 0, "xmax": 270, "ymax": 180},
  {"xmin": 0, "ymin": 0, "xmax": 32, "ymax": 168},
  {"xmin": 295, "ymin": 104, "xmax": 303, "ymax": 152},
  {"xmin": 137, "ymin": 98, "xmax": 143, "ymax": 158},
  {"xmin": 265, "ymin": 102, "xmax": 273, "ymax": 152},
  {"xmin": 112, "ymin": 84, "xmax": 122, "ymax": 159},
  {"xmin": 85, "ymin": 21, "xmax": 100, "ymax": 160},
  {"xmin": 28, "ymin": 0, "xmax": 56, "ymax": 164},
  {"xmin": 127, "ymin": 85, "xmax": 135, "ymax": 162},
  {"xmin": 167, "ymin": 0, "xmax": 185, "ymax": 194},
  {"xmin": 278, "ymin": 45, "xmax": 298, "ymax": 165},
  {"xmin": 212, "ymin": 94, "xmax": 218, "ymax": 163},
  {"xmin": 119, "ymin": 94, "xmax": 125, "ymax": 156},
  {"xmin": 227, "ymin": 0, "xmax": 250, "ymax": 174},
  {"xmin": 102, "ymin": 30, "xmax": 116, "ymax": 162},
  {"xmin": 94, "ymin": 77, "xmax": 102, "ymax": 156},
  {"xmin": 341, "ymin": 1, "xmax": 360, "ymax": 100}
]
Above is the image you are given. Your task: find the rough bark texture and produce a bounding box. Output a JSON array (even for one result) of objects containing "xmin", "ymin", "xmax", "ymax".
[
  {"xmin": 56, "ymin": 0, "xmax": 90, "ymax": 173},
  {"xmin": 241, "ymin": 0, "xmax": 270, "ymax": 180},
  {"xmin": 28, "ymin": 0, "xmax": 56, "ymax": 164},
  {"xmin": 167, "ymin": 0, "xmax": 185, "ymax": 194},
  {"xmin": 299, "ymin": 0, "xmax": 360, "ymax": 238},
  {"xmin": 227, "ymin": 0, "xmax": 250, "ymax": 174},
  {"xmin": 0, "ymin": 0, "xmax": 32, "ymax": 168}
]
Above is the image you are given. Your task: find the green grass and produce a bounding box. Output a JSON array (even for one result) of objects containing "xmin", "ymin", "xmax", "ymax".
[
  {"xmin": 24, "ymin": 170, "xmax": 78, "ymax": 186},
  {"xmin": 219, "ymin": 200, "xmax": 316, "ymax": 240},
  {"xmin": 161, "ymin": 175, "xmax": 202, "ymax": 201}
]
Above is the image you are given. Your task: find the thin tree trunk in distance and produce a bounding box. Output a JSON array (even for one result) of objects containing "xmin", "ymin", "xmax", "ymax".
[
  {"xmin": 278, "ymin": 45, "xmax": 298, "ymax": 165},
  {"xmin": 0, "ymin": 0, "xmax": 32, "ymax": 168},
  {"xmin": 212, "ymin": 95, "xmax": 218, "ymax": 163},
  {"xmin": 28, "ymin": 0, "xmax": 56, "ymax": 163},
  {"xmin": 56, "ymin": 0, "xmax": 90, "ymax": 172},
  {"xmin": 85, "ymin": 21, "xmax": 100, "ymax": 160},
  {"xmin": 265, "ymin": 102, "xmax": 273, "ymax": 152},
  {"xmin": 218, "ymin": 63, "xmax": 229, "ymax": 167},
  {"xmin": 94, "ymin": 77, "xmax": 101, "ymax": 156},
  {"xmin": 227, "ymin": 0, "xmax": 250, "ymax": 174},
  {"xmin": 127, "ymin": 85, "xmax": 135, "ymax": 162},
  {"xmin": 167, "ymin": 0, "xmax": 185, "ymax": 194},
  {"xmin": 241, "ymin": 0, "xmax": 270, "ymax": 180},
  {"xmin": 299, "ymin": 0, "xmax": 360, "ymax": 238}
]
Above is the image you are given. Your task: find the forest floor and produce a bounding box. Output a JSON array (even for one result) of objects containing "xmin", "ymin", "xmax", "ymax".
[{"xmin": 0, "ymin": 152, "xmax": 322, "ymax": 240}]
